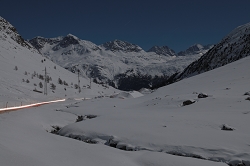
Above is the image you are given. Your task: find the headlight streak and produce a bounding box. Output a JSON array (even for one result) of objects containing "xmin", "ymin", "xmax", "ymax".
[{"xmin": 0, "ymin": 99, "xmax": 66, "ymax": 113}]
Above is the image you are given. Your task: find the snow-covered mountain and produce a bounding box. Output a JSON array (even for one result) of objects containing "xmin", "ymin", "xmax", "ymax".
[
  {"xmin": 177, "ymin": 22, "xmax": 250, "ymax": 80},
  {"xmin": 29, "ymin": 36, "xmax": 210, "ymax": 90},
  {"xmin": 102, "ymin": 39, "xmax": 143, "ymax": 52},
  {"xmin": 1, "ymin": 16, "xmax": 250, "ymax": 166},
  {"xmin": 0, "ymin": 16, "xmax": 118, "ymax": 105},
  {"xmin": 0, "ymin": 16, "xmax": 38, "ymax": 53},
  {"xmin": 147, "ymin": 45, "xmax": 176, "ymax": 56},
  {"xmin": 177, "ymin": 44, "xmax": 214, "ymax": 56}
]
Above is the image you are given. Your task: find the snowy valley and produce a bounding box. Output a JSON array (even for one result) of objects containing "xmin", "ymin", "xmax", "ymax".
[
  {"xmin": 28, "ymin": 35, "xmax": 212, "ymax": 90},
  {"xmin": 0, "ymin": 15, "xmax": 250, "ymax": 166}
]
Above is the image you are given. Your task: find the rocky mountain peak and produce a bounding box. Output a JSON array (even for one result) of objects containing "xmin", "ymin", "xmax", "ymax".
[
  {"xmin": 0, "ymin": 16, "xmax": 37, "ymax": 52},
  {"xmin": 28, "ymin": 36, "xmax": 62, "ymax": 51},
  {"xmin": 177, "ymin": 44, "xmax": 212, "ymax": 56},
  {"xmin": 102, "ymin": 39, "xmax": 143, "ymax": 53},
  {"xmin": 59, "ymin": 34, "xmax": 80, "ymax": 48},
  {"xmin": 147, "ymin": 46, "xmax": 176, "ymax": 56}
]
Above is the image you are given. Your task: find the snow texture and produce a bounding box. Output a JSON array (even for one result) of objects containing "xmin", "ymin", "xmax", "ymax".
[{"xmin": 0, "ymin": 16, "xmax": 249, "ymax": 166}]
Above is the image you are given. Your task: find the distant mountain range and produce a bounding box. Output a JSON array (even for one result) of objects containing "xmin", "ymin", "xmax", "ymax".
[
  {"xmin": 28, "ymin": 35, "xmax": 212, "ymax": 90},
  {"xmin": 1, "ymin": 14, "xmax": 250, "ymax": 92}
]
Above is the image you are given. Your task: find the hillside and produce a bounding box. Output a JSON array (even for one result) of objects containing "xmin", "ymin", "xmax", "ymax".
[
  {"xmin": 57, "ymin": 55, "xmax": 250, "ymax": 166},
  {"xmin": 1, "ymin": 47, "xmax": 249, "ymax": 166},
  {"xmin": 177, "ymin": 22, "xmax": 250, "ymax": 80},
  {"xmin": 29, "ymin": 36, "xmax": 211, "ymax": 90},
  {"xmin": 0, "ymin": 16, "xmax": 118, "ymax": 107}
]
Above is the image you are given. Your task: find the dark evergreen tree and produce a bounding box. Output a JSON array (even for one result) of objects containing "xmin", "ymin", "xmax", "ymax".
[
  {"xmin": 50, "ymin": 83, "xmax": 56, "ymax": 90},
  {"xmin": 39, "ymin": 82, "xmax": 43, "ymax": 88}
]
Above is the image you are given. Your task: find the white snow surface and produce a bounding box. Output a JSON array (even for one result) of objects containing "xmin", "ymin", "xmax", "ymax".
[
  {"xmin": 57, "ymin": 56, "xmax": 250, "ymax": 165},
  {"xmin": 1, "ymin": 33, "xmax": 250, "ymax": 165},
  {"xmin": 0, "ymin": 16, "xmax": 249, "ymax": 166},
  {"xmin": 110, "ymin": 91, "xmax": 144, "ymax": 99}
]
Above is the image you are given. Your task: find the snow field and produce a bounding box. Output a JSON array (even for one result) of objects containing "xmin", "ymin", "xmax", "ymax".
[{"xmin": 56, "ymin": 56, "xmax": 250, "ymax": 165}]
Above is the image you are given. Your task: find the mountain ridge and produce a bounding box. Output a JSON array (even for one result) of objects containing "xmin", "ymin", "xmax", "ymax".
[
  {"xmin": 0, "ymin": 16, "xmax": 38, "ymax": 53},
  {"xmin": 176, "ymin": 22, "xmax": 250, "ymax": 80},
  {"xmin": 28, "ymin": 35, "xmax": 211, "ymax": 90}
]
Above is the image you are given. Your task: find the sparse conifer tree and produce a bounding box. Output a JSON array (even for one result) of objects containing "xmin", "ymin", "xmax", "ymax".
[
  {"xmin": 39, "ymin": 82, "xmax": 43, "ymax": 88},
  {"xmin": 39, "ymin": 74, "xmax": 44, "ymax": 80},
  {"xmin": 63, "ymin": 81, "xmax": 68, "ymax": 86},
  {"xmin": 50, "ymin": 83, "xmax": 56, "ymax": 90},
  {"xmin": 58, "ymin": 78, "xmax": 63, "ymax": 84},
  {"xmin": 74, "ymin": 84, "xmax": 79, "ymax": 89}
]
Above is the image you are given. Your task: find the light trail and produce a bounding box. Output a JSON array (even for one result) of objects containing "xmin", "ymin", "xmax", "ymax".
[
  {"xmin": 0, "ymin": 99, "xmax": 66, "ymax": 113},
  {"xmin": 74, "ymin": 97, "xmax": 91, "ymax": 101}
]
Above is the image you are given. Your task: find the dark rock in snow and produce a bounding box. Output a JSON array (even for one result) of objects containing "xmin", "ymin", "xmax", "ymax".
[
  {"xmin": 182, "ymin": 100, "xmax": 195, "ymax": 106},
  {"xmin": 85, "ymin": 115, "xmax": 97, "ymax": 119},
  {"xmin": 245, "ymin": 97, "xmax": 250, "ymax": 101},
  {"xmin": 50, "ymin": 126, "xmax": 61, "ymax": 134},
  {"xmin": 221, "ymin": 124, "xmax": 234, "ymax": 131},
  {"xmin": 243, "ymin": 92, "xmax": 250, "ymax": 96},
  {"xmin": 198, "ymin": 93, "xmax": 208, "ymax": 98},
  {"xmin": 76, "ymin": 115, "xmax": 84, "ymax": 122}
]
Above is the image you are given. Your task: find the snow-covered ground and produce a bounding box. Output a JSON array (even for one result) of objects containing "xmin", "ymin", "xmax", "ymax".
[
  {"xmin": 55, "ymin": 56, "xmax": 250, "ymax": 166},
  {"xmin": 1, "ymin": 52, "xmax": 250, "ymax": 165},
  {"xmin": 1, "ymin": 16, "xmax": 249, "ymax": 166}
]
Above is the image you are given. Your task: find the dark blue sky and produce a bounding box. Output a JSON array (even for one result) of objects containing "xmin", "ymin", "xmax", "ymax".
[{"xmin": 1, "ymin": 0, "xmax": 250, "ymax": 52}]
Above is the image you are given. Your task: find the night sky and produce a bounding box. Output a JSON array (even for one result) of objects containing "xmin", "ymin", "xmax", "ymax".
[{"xmin": 1, "ymin": 0, "xmax": 250, "ymax": 52}]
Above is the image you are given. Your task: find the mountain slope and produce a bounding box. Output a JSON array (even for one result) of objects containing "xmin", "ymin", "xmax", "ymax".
[
  {"xmin": 177, "ymin": 22, "xmax": 250, "ymax": 80},
  {"xmin": 29, "ymin": 36, "xmax": 210, "ymax": 90},
  {"xmin": 0, "ymin": 16, "xmax": 118, "ymax": 106},
  {"xmin": 0, "ymin": 16, "xmax": 38, "ymax": 53}
]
